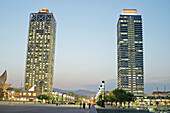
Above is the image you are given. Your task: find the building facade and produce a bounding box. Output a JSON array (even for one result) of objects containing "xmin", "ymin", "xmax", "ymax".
[
  {"xmin": 24, "ymin": 8, "xmax": 56, "ymax": 93},
  {"xmin": 117, "ymin": 9, "xmax": 144, "ymax": 96}
]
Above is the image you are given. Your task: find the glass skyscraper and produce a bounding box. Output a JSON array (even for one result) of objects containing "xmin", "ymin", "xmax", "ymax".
[
  {"xmin": 117, "ymin": 9, "xmax": 144, "ymax": 96},
  {"xmin": 24, "ymin": 9, "xmax": 56, "ymax": 93}
]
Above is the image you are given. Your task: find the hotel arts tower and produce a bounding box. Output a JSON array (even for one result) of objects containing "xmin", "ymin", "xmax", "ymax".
[{"xmin": 24, "ymin": 9, "xmax": 56, "ymax": 93}]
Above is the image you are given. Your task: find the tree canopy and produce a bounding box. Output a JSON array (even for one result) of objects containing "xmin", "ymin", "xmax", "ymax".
[
  {"xmin": 96, "ymin": 88, "xmax": 135, "ymax": 107},
  {"xmin": 37, "ymin": 94, "xmax": 52, "ymax": 101}
]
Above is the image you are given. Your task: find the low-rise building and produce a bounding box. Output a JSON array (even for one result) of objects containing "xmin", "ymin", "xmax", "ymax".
[{"xmin": 5, "ymin": 85, "xmax": 43, "ymax": 101}]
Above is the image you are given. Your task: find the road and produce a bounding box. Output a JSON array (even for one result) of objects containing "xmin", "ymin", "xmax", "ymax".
[{"xmin": 0, "ymin": 104, "xmax": 89, "ymax": 113}]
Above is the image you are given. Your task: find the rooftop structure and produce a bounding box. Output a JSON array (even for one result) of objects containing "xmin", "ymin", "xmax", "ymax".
[
  {"xmin": 39, "ymin": 8, "xmax": 49, "ymax": 13},
  {"xmin": 122, "ymin": 9, "xmax": 137, "ymax": 15}
]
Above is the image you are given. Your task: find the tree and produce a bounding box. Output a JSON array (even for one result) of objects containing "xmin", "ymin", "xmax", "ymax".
[
  {"xmin": 84, "ymin": 95, "xmax": 88, "ymax": 100},
  {"xmin": 126, "ymin": 92, "xmax": 134, "ymax": 108},
  {"xmin": 78, "ymin": 95, "xmax": 83, "ymax": 102},
  {"xmin": 0, "ymin": 88, "xmax": 4, "ymax": 101},
  {"xmin": 105, "ymin": 88, "xmax": 135, "ymax": 108},
  {"xmin": 156, "ymin": 101, "xmax": 159, "ymax": 107},
  {"xmin": 66, "ymin": 92, "xmax": 76, "ymax": 97},
  {"xmin": 96, "ymin": 94, "xmax": 102, "ymax": 106},
  {"xmin": 105, "ymin": 95, "xmax": 110, "ymax": 104},
  {"xmin": 112, "ymin": 88, "xmax": 126, "ymax": 107},
  {"xmin": 37, "ymin": 94, "xmax": 52, "ymax": 102},
  {"xmin": 108, "ymin": 91, "xmax": 116, "ymax": 106}
]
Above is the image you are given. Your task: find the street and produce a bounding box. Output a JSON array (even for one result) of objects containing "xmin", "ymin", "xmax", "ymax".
[{"xmin": 0, "ymin": 104, "xmax": 89, "ymax": 113}]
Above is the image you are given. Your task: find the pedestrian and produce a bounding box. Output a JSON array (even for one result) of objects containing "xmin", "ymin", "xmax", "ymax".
[
  {"xmin": 80, "ymin": 102, "xmax": 82, "ymax": 108},
  {"xmin": 89, "ymin": 103, "xmax": 91, "ymax": 109},
  {"xmin": 83, "ymin": 103, "xmax": 85, "ymax": 109}
]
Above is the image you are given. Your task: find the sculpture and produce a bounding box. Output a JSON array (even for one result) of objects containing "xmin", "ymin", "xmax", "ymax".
[{"xmin": 0, "ymin": 70, "xmax": 11, "ymax": 91}]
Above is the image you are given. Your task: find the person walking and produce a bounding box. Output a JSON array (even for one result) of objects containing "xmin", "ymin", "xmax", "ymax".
[
  {"xmin": 83, "ymin": 103, "xmax": 85, "ymax": 109},
  {"xmin": 89, "ymin": 103, "xmax": 91, "ymax": 109},
  {"xmin": 80, "ymin": 102, "xmax": 82, "ymax": 108}
]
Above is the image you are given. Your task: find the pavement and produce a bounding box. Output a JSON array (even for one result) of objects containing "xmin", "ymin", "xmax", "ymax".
[
  {"xmin": 0, "ymin": 104, "xmax": 89, "ymax": 113},
  {"xmin": 89, "ymin": 104, "xmax": 97, "ymax": 113}
]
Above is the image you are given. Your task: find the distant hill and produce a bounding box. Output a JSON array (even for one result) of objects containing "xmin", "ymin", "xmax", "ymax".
[
  {"xmin": 53, "ymin": 88, "xmax": 71, "ymax": 93},
  {"xmin": 72, "ymin": 89, "xmax": 96, "ymax": 97},
  {"xmin": 17, "ymin": 87, "xmax": 96, "ymax": 97},
  {"xmin": 53, "ymin": 88, "xmax": 96, "ymax": 97}
]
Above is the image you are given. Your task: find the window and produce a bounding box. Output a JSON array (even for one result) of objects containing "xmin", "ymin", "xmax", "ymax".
[
  {"xmin": 120, "ymin": 33, "xmax": 127, "ymax": 35},
  {"xmin": 28, "ymin": 93, "xmax": 31, "ymax": 96},
  {"xmin": 23, "ymin": 93, "xmax": 27, "ymax": 96},
  {"xmin": 33, "ymin": 93, "xmax": 36, "ymax": 96},
  {"xmin": 121, "ymin": 24, "xmax": 127, "ymax": 26}
]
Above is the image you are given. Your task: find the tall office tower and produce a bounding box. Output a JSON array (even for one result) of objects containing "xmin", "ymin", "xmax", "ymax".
[
  {"xmin": 117, "ymin": 9, "xmax": 144, "ymax": 96},
  {"xmin": 24, "ymin": 8, "xmax": 56, "ymax": 93}
]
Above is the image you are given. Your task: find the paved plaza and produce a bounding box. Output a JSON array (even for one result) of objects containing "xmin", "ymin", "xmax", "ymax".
[{"xmin": 0, "ymin": 104, "xmax": 89, "ymax": 113}]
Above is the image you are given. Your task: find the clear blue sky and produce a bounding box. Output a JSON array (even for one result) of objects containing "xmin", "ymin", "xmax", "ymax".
[{"xmin": 0, "ymin": 0, "xmax": 170, "ymax": 94}]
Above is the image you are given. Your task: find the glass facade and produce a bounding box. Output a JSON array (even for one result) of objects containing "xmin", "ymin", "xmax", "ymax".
[
  {"xmin": 24, "ymin": 9, "xmax": 56, "ymax": 93},
  {"xmin": 117, "ymin": 9, "xmax": 144, "ymax": 96}
]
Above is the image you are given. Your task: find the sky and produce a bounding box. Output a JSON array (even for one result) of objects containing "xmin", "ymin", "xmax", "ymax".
[{"xmin": 0, "ymin": 0, "xmax": 170, "ymax": 94}]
